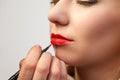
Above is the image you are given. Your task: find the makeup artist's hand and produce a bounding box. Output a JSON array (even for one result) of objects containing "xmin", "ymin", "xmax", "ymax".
[{"xmin": 17, "ymin": 45, "xmax": 67, "ymax": 80}]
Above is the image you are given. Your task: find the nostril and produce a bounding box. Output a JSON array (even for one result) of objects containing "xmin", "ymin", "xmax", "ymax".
[{"xmin": 48, "ymin": 13, "xmax": 69, "ymax": 26}]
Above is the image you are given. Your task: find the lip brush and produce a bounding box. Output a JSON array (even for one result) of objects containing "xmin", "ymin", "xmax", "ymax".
[{"xmin": 8, "ymin": 44, "xmax": 51, "ymax": 80}]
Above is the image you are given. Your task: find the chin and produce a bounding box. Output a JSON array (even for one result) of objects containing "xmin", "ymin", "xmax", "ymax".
[
  {"xmin": 54, "ymin": 46, "xmax": 86, "ymax": 66},
  {"xmin": 54, "ymin": 46, "xmax": 101, "ymax": 67}
]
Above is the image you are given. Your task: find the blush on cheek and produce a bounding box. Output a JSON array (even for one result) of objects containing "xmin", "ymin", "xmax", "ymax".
[{"xmin": 85, "ymin": 11, "xmax": 119, "ymax": 43}]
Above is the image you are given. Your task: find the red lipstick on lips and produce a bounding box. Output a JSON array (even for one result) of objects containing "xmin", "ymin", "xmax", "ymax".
[{"xmin": 51, "ymin": 33, "xmax": 73, "ymax": 45}]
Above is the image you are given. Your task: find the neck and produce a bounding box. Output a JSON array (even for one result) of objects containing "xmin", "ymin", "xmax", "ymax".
[{"xmin": 74, "ymin": 57, "xmax": 120, "ymax": 80}]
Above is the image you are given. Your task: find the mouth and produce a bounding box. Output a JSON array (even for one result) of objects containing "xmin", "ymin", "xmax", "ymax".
[{"xmin": 51, "ymin": 33, "xmax": 74, "ymax": 45}]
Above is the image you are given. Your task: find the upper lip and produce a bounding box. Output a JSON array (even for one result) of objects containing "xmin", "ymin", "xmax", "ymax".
[{"xmin": 51, "ymin": 33, "xmax": 73, "ymax": 41}]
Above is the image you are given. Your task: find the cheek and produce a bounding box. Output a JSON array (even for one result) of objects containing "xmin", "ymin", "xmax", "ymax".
[
  {"xmin": 72, "ymin": 7, "xmax": 120, "ymax": 45},
  {"xmin": 69, "ymin": 8, "xmax": 120, "ymax": 65},
  {"xmin": 86, "ymin": 14, "xmax": 120, "ymax": 43}
]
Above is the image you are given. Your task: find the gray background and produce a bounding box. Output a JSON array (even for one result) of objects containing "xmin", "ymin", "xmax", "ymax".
[{"xmin": 0, "ymin": 0, "xmax": 54, "ymax": 79}]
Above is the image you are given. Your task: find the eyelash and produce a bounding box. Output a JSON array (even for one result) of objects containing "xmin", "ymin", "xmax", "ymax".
[
  {"xmin": 77, "ymin": 0, "xmax": 98, "ymax": 6},
  {"xmin": 50, "ymin": 0, "xmax": 98, "ymax": 6}
]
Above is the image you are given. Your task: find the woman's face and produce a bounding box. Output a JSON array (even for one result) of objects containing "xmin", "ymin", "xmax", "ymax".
[{"xmin": 48, "ymin": 0, "xmax": 120, "ymax": 67}]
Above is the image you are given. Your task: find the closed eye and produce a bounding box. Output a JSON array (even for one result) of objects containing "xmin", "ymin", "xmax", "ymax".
[
  {"xmin": 50, "ymin": 0, "xmax": 59, "ymax": 5},
  {"xmin": 77, "ymin": 0, "xmax": 98, "ymax": 6}
]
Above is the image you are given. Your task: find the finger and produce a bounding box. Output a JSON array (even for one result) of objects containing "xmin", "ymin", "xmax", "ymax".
[
  {"xmin": 19, "ymin": 58, "xmax": 25, "ymax": 69},
  {"xmin": 60, "ymin": 60, "xmax": 67, "ymax": 80},
  {"xmin": 18, "ymin": 45, "xmax": 42, "ymax": 80},
  {"xmin": 33, "ymin": 52, "xmax": 52, "ymax": 80},
  {"xmin": 48, "ymin": 57, "xmax": 61, "ymax": 80}
]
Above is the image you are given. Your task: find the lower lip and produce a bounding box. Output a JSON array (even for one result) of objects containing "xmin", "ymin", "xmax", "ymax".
[{"xmin": 51, "ymin": 38, "xmax": 73, "ymax": 45}]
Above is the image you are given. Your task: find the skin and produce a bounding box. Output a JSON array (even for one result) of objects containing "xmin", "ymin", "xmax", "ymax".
[
  {"xmin": 18, "ymin": 0, "xmax": 120, "ymax": 80},
  {"xmin": 18, "ymin": 45, "xmax": 67, "ymax": 80}
]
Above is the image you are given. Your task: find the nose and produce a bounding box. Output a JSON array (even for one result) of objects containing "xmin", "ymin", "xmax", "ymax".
[{"xmin": 48, "ymin": 0, "xmax": 69, "ymax": 26}]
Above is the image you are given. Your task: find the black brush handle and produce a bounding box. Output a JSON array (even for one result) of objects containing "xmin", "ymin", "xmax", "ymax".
[{"xmin": 8, "ymin": 70, "xmax": 19, "ymax": 80}]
